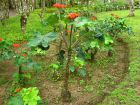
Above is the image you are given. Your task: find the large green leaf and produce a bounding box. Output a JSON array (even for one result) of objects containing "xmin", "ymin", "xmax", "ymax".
[
  {"xmin": 104, "ymin": 35, "xmax": 113, "ymax": 45},
  {"xmin": 74, "ymin": 17, "xmax": 91, "ymax": 27},
  {"xmin": 69, "ymin": 66, "xmax": 75, "ymax": 72},
  {"xmin": 28, "ymin": 32, "xmax": 58, "ymax": 48},
  {"xmin": 90, "ymin": 40, "xmax": 100, "ymax": 49},
  {"xmin": 46, "ymin": 14, "xmax": 59, "ymax": 26},
  {"xmin": 78, "ymin": 69, "xmax": 86, "ymax": 77},
  {"xmin": 28, "ymin": 34, "xmax": 43, "ymax": 47},
  {"xmin": 42, "ymin": 32, "xmax": 58, "ymax": 47},
  {"xmin": 8, "ymin": 95, "xmax": 24, "ymax": 105}
]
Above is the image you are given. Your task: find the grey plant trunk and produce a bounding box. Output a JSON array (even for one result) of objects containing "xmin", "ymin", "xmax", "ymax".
[
  {"xmin": 0, "ymin": 0, "xmax": 9, "ymax": 25},
  {"xmin": 126, "ymin": 0, "xmax": 135, "ymax": 16},
  {"xmin": 20, "ymin": 15, "xmax": 27, "ymax": 33}
]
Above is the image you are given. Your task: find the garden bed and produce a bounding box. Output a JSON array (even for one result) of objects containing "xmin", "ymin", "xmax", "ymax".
[
  {"xmin": 0, "ymin": 39, "xmax": 129, "ymax": 105},
  {"xmin": 35, "ymin": 40, "xmax": 129, "ymax": 105}
]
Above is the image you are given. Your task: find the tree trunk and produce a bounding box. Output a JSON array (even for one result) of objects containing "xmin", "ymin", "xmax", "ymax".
[
  {"xmin": 9, "ymin": 0, "xmax": 16, "ymax": 9},
  {"xmin": 127, "ymin": 0, "xmax": 135, "ymax": 16},
  {"xmin": 41, "ymin": 0, "xmax": 46, "ymax": 8},
  {"xmin": 34, "ymin": 0, "xmax": 39, "ymax": 9},
  {"xmin": 20, "ymin": 15, "xmax": 27, "ymax": 33},
  {"xmin": 15, "ymin": 0, "xmax": 33, "ymax": 33},
  {"xmin": 0, "ymin": 0, "xmax": 9, "ymax": 25}
]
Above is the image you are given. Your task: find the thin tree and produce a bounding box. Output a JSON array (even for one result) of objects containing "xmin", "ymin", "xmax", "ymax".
[
  {"xmin": 126, "ymin": 0, "xmax": 135, "ymax": 16},
  {"xmin": 0, "ymin": 0, "xmax": 9, "ymax": 25},
  {"xmin": 15, "ymin": 0, "xmax": 33, "ymax": 33}
]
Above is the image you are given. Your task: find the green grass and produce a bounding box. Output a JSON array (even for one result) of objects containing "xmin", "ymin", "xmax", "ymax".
[
  {"xmin": 0, "ymin": 9, "xmax": 53, "ymax": 43},
  {"xmin": 96, "ymin": 10, "xmax": 140, "ymax": 105}
]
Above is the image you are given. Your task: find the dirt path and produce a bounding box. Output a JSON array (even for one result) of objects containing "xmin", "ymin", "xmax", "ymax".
[{"xmin": 9, "ymin": 10, "xmax": 17, "ymax": 17}]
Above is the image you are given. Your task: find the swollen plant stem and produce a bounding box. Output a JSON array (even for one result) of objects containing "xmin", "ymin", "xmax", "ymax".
[
  {"xmin": 91, "ymin": 47, "xmax": 98, "ymax": 62},
  {"xmin": 18, "ymin": 65, "xmax": 22, "ymax": 86},
  {"xmin": 64, "ymin": 24, "xmax": 73, "ymax": 91},
  {"xmin": 61, "ymin": 32, "xmax": 68, "ymax": 50},
  {"xmin": 62, "ymin": 25, "xmax": 73, "ymax": 102}
]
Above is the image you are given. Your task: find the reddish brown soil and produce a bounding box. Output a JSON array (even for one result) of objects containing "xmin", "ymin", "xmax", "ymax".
[{"xmin": 0, "ymin": 87, "xmax": 5, "ymax": 105}]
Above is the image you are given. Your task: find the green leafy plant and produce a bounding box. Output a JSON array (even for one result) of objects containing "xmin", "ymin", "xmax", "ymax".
[
  {"xmin": 102, "ymin": 14, "xmax": 133, "ymax": 56},
  {"xmin": 49, "ymin": 62, "xmax": 62, "ymax": 81},
  {"xmin": 8, "ymin": 87, "xmax": 42, "ymax": 105},
  {"xmin": 8, "ymin": 94, "xmax": 24, "ymax": 105},
  {"xmin": 0, "ymin": 38, "xmax": 13, "ymax": 60},
  {"xmin": 20, "ymin": 87, "xmax": 41, "ymax": 105}
]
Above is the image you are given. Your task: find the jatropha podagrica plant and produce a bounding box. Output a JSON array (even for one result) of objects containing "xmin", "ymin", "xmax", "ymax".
[
  {"xmin": 0, "ymin": 38, "xmax": 40, "ymax": 87},
  {"xmin": 0, "ymin": 39, "xmax": 42, "ymax": 104},
  {"xmin": 28, "ymin": 3, "xmax": 84, "ymax": 102},
  {"xmin": 101, "ymin": 13, "xmax": 133, "ymax": 56},
  {"xmin": 0, "ymin": 38, "xmax": 14, "ymax": 60}
]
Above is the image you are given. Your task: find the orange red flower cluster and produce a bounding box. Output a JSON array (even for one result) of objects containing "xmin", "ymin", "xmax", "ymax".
[
  {"xmin": 67, "ymin": 13, "xmax": 80, "ymax": 20},
  {"xmin": 16, "ymin": 88, "xmax": 21, "ymax": 93},
  {"xmin": 111, "ymin": 13, "xmax": 120, "ymax": 19},
  {"xmin": 91, "ymin": 16, "xmax": 97, "ymax": 20},
  {"xmin": 1, "ymin": 39, "xmax": 28, "ymax": 57},
  {"xmin": 0, "ymin": 38, "xmax": 3, "ymax": 42},
  {"xmin": 13, "ymin": 44, "xmax": 20, "ymax": 48},
  {"xmin": 22, "ymin": 54, "xmax": 27, "ymax": 57},
  {"xmin": 67, "ymin": 30, "xmax": 71, "ymax": 34},
  {"xmin": 53, "ymin": 3, "xmax": 66, "ymax": 8}
]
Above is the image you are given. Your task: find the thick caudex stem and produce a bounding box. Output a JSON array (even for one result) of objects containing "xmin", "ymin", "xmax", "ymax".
[
  {"xmin": 108, "ymin": 50, "xmax": 113, "ymax": 57},
  {"xmin": 18, "ymin": 65, "xmax": 24, "ymax": 86},
  {"xmin": 61, "ymin": 25, "xmax": 73, "ymax": 102},
  {"xmin": 61, "ymin": 49, "xmax": 71, "ymax": 102},
  {"xmin": 91, "ymin": 47, "xmax": 98, "ymax": 62}
]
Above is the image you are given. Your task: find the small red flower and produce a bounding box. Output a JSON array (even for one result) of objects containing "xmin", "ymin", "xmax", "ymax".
[
  {"xmin": 0, "ymin": 38, "xmax": 3, "ymax": 42},
  {"xmin": 111, "ymin": 13, "xmax": 120, "ymax": 19},
  {"xmin": 67, "ymin": 30, "xmax": 71, "ymax": 34},
  {"xmin": 13, "ymin": 44, "xmax": 20, "ymax": 48},
  {"xmin": 91, "ymin": 16, "xmax": 97, "ymax": 20},
  {"xmin": 115, "ymin": 15, "xmax": 120, "ymax": 19},
  {"xmin": 22, "ymin": 54, "xmax": 27, "ymax": 57},
  {"xmin": 67, "ymin": 13, "xmax": 80, "ymax": 20},
  {"xmin": 15, "ymin": 88, "xmax": 21, "ymax": 93},
  {"xmin": 111, "ymin": 13, "xmax": 115, "ymax": 16},
  {"xmin": 53, "ymin": 3, "xmax": 66, "ymax": 8}
]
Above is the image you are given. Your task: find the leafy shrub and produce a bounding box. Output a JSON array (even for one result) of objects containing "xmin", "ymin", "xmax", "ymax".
[{"xmin": 8, "ymin": 87, "xmax": 42, "ymax": 105}]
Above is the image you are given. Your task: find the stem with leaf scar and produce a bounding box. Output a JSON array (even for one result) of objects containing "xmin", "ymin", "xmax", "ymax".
[{"xmin": 61, "ymin": 24, "xmax": 73, "ymax": 102}]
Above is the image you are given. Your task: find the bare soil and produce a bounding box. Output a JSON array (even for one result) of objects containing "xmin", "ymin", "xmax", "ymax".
[
  {"xmin": 0, "ymin": 40, "xmax": 129, "ymax": 105},
  {"xmin": 37, "ymin": 40, "xmax": 129, "ymax": 105}
]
